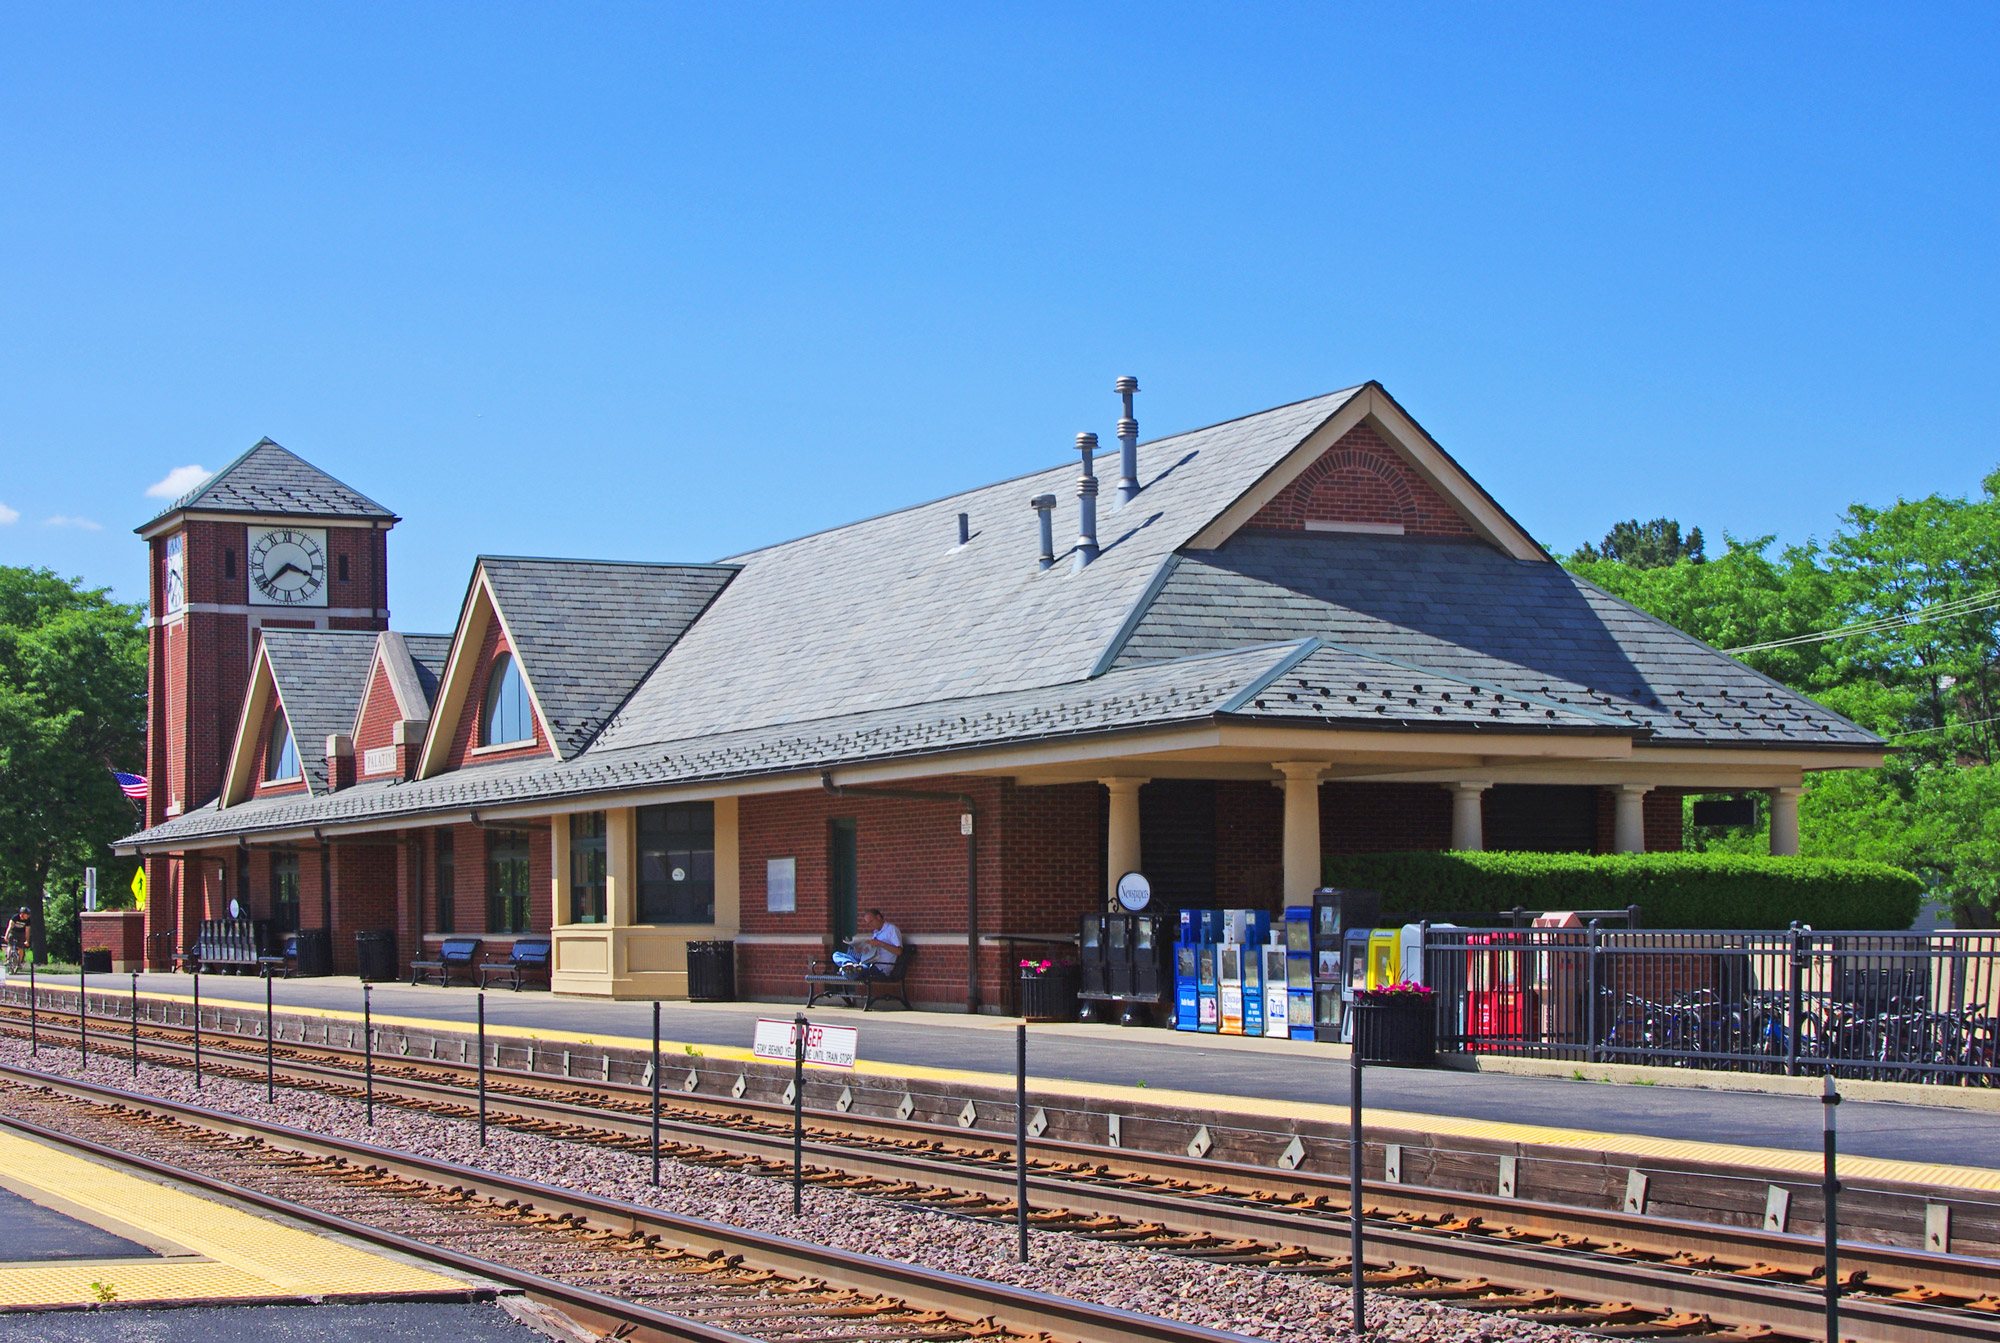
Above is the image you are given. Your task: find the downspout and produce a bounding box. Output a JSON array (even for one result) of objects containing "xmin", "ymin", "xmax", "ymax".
[
  {"xmin": 314, "ymin": 828, "xmax": 333, "ymax": 939},
  {"xmin": 821, "ymin": 771, "xmax": 982, "ymax": 1014}
]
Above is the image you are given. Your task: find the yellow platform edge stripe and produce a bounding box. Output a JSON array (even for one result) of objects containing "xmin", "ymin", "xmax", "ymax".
[
  {"xmin": 87, "ymin": 988, "xmax": 2000, "ymax": 1195},
  {"xmin": 0, "ymin": 1129, "xmax": 465, "ymax": 1307}
]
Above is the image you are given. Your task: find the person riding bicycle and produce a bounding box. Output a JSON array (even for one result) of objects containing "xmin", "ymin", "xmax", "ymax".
[{"xmin": 2, "ymin": 907, "xmax": 30, "ymax": 972}]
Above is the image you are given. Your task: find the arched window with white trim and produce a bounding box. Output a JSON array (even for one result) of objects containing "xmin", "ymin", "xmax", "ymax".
[{"xmin": 480, "ymin": 651, "xmax": 533, "ymax": 747}]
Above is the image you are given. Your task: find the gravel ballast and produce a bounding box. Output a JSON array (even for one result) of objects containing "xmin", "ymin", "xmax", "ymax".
[{"xmin": 0, "ymin": 1037, "xmax": 1600, "ymax": 1343}]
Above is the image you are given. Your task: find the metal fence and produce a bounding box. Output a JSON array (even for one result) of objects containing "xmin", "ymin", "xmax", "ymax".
[{"xmin": 1423, "ymin": 924, "xmax": 2000, "ymax": 1086}]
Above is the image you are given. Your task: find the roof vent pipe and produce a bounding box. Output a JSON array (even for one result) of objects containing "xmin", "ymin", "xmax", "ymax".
[
  {"xmin": 957, "ymin": 512, "xmax": 970, "ymax": 546},
  {"xmin": 1114, "ymin": 376, "xmax": 1141, "ymax": 505},
  {"xmin": 1074, "ymin": 432, "xmax": 1100, "ymax": 569},
  {"xmin": 1030, "ymin": 494, "xmax": 1057, "ymax": 569}
]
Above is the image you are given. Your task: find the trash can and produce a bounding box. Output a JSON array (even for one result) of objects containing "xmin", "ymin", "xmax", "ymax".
[
  {"xmin": 1018, "ymin": 963, "xmax": 1079, "ymax": 1021},
  {"xmin": 288, "ymin": 929, "xmax": 331, "ymax": 977},
  {"xmin": 686, "ymin": 940, "xmax": 736, "ymax": 1001},
  {"xmin": 354, "ymin": 929, "xmax": 398, "ymax": 983}
]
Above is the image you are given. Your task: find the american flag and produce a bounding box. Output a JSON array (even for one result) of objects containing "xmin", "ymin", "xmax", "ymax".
[{"xmin": 113, "ymin": 770, "xmax": 148, "ymax": 801}]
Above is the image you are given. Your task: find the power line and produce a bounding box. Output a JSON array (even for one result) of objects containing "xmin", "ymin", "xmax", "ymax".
[{"xmin": 1724, "ymin": 590, "xmax": 2000, "ymax": 655}]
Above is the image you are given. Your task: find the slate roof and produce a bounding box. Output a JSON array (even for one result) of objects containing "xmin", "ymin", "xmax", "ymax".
[
  {"xmin": 401, "ymin": 634, "xmax": 453, "ymax": 711},
  {"xmin": 591, "ymin": 388, "xmax": 1366, "ymax": 749},
  {"xmin": 260, "ymin": 630, "xmax": 382, "ymax": 792},
  {"xmin": 479, "ymin": 558, "xmax": 738, "ymax": 758},
  {"xmin": 141, "ymin": 438, "xmax": 397, "ymax": 529},
  {"xmin": 1109, "ymin": 531, "xmax": 1876, "ymax": 747},
  {"xmin": 121, "ymin": 382, "xmax": 1881, "ymax": 851}
]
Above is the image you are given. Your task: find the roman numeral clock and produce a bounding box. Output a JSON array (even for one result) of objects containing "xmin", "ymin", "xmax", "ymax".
[{"xmin": 247, "ymin": 527, "xmax": 330, "ymax": 607}]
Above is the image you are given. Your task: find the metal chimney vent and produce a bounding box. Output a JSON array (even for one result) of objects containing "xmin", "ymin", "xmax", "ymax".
[
  {"xmin": 1114, "ymin": 376, "xmax": 1141, "ymax": 505},
  {"xmin": 1074, "ymin": 432, "xmax": 1100, "ymax": 569},
  {"xmin": 1030, "ymin": 494, "xmax": 1057, "ymax": 569}
]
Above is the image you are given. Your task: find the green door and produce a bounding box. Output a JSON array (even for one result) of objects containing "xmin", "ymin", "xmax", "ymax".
[{"xmin": 828, "ymin": 818, "xmax": 858, "ymax": 947}]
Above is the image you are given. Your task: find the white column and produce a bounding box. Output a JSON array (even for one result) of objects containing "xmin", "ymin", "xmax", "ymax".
[
  {"xmin": 1769, "ymin": 786, "xmax": 1802, "ymax": 857},
  {"xmin": 1612, "ymin": 784, "xmax": 1651, "ymax": 854},
  {"xmin": 1275, "ymin": 762, "xmax": 1326, "ymax": 906},
  {"xmin": 1446, "ymin": 782, "xmax": 1491, "ymax": 851},
  {"xmin": 1101, "ymin": 778, "xmax": 1148, "ymax": 909}
]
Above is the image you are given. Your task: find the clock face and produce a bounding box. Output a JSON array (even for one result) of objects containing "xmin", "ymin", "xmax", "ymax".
[{"xmin": 247, "ymin": 527, "xmax": 329, "ymax": 607}]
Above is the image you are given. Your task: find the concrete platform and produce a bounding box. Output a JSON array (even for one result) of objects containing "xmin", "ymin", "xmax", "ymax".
[
  {"xmin": 0, "ymin": 1125, "xmax": 472, "ymax": 1311},
  {"xmin": 33, "ymin": 972, "xmax": 2000, "ymax": 1179},
  {"xmin": 0, "ymin": 1302, "xmax": 555, "ymax": 1341}
]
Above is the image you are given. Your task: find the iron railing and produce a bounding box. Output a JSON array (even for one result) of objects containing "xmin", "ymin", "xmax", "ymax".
[{"xmin": 1423, "ymin": 924, "xmax": 2000, "ymax": 1086}]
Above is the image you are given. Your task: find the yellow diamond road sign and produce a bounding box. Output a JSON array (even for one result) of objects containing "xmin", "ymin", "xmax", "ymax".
[{"xmin": 130, "ymin": 867, "xmax": 146, "ymax": 909}]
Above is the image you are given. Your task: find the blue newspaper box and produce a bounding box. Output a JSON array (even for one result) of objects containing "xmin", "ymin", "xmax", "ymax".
[{"xmin": 1173, "ymin": 942, "xmax": 1199, "ymax": 1030}]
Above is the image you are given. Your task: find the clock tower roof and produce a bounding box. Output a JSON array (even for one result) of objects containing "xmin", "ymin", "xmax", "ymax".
[{"xmin": 137, "ymin": 437, "xmax": 398, "ymax": 537}]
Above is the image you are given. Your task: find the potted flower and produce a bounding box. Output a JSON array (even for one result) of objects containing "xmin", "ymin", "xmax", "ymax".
[
  {"xmin": 1018, "ymin": 957, "xmax": 1079, "ymax": 1022},
  {"xmin": 1351, "ymin": 981, "xmax": 1437, "ymax": 1065}
]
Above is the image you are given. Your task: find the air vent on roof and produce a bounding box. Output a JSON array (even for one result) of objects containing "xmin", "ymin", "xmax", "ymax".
[
  {"xmin": 1074, "ymin": 432, "xmax": 1100, "ymax": 570},
  {"xmin": 1030, "ymin": 494, "xmax": 1057, "ymax": 570},
  {"xmin": 957, "ymin": 512, "xmax": 970, "ymax": 547},
  {"xmin": 1114, "ymin": 376, "xmax": 1141, "ymax": 505}
]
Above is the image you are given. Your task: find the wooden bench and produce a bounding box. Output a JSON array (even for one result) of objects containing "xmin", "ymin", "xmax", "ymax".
[
  {"xmin": 478, "ymin": 936, "xmax": 552, "ymax": 991},
  {"xmin": 804, "ymin": 944, "xmax": 914, "ymax": 1011},
  {"xmin": 410, "ymin": 937, "xmax": 483, "ymax": 987}
]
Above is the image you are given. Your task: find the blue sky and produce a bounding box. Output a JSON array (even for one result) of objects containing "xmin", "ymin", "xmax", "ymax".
[{"xmin": 2, "ymin": 4, "xmax": 1995, "ymax": 632}]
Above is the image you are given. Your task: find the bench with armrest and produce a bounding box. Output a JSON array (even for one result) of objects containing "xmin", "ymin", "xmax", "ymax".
[
  {"xmin": 803, "ymin": 943, "xmax": 914, "ymax": 1011},
  {"xmin": 410, "ymin": 937, "xmax": 484, "ymax": 986},
  {"xmin": 478, "ymin": 936, "xmax": 552, "ymax": 991}
]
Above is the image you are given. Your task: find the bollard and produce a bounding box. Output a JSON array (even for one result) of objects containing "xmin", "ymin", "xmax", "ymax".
[
  {"xmin": 792, "ymin": 1013, "xmax": 806, "ymax": 1216},
  {"xmin": 477, "ymin": 992, "xmax": 487, "ymax": 1146},
  {"xmin": 192, "ymin": 969, "xmax": 201, "ymax": 1087},
  {"xmin": 364, "ymin": 984, "xmax": 374, "ymax": 1125},
  {"xmin": 651, "ymin": 1001, "xmax": 662, "ymax": 1187},
  {"xmin": 1350, "ymin": 1040, "xmax": 1366, "ymax": 1334},
  {"xmin": 1824, "ymin": 1074, "xmax": 1841, "ymax": 1343},
  {"xmin": 1016, "ymin": 1024, "xmax": 1029, "ymax": 1262},
  {"xmin": 130, "ymin": 972, "xmax": 139, "ymax": 1076},
  {"xmin": 265, "ymin": 968, "xmax": 275, "ymax": 1103}
]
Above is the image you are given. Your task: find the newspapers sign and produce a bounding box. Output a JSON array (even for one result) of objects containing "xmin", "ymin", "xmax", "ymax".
[{"xmin": 752, "ymin": 1017, "xmax": 858, "ymax": 1070}]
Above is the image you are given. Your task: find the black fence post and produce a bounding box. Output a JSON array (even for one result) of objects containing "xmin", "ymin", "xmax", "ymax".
[
  {"xmin": 79, "ymin": 957, "xmax": 88, "ymax": 1071},
  {"xmin": 27, "ymin": 955, "xmax": 35, "ymax": 1055},
  {"xmin": 265, "ymin": 967, "xmax": 275, "ymax": 1103},
  {"xmin": 363, "ymin": 983, "xmax": 374, "ymax": 1124},
  {"xmin": 651, "ymin": 1000, "xmax": 661, "ymax": 1187},
  {"xmin": 1824, "ymin": 1074, "xmax": 1841, "ymax": 1343},
  {"xmin": 130, "ymin": 972, "xmax": 139, "ymax": 1076},
  {"xmin": 1016, "ymin": 1023, "xmax": 1029, "ymax": 1263},
  {"xmin": 1586, "ymin": 920, "xmax": 1601, "ymax": 1066},
  {"xmin": 1349, "ymin": 1035, "xmax": 1366, "ymax": 1335},
  {"xmin": 1787, "ymin": 923, "xmax": 1803, "ymax": 1078},
  {"xmin": 477, "ymin": 991, "xmax": 487, "ymax": 1147},
  {"xmin": 792, "ymin": 1012, "xmax": 806, "ymax": 1217},
  {"xmin": 192, "ymin": 969, "xmax": 201, "ymax": 1087}
]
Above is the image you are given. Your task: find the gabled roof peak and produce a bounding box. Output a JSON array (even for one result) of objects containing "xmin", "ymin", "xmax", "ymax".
[{"xmin": 138, "ymin": 438, "xmax": 398, "ymax": 534}]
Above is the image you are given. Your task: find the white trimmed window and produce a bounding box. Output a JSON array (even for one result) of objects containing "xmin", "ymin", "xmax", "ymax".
[{"xmin": 480, "ymin": 651, "xmax": 533, "ymax": 747}]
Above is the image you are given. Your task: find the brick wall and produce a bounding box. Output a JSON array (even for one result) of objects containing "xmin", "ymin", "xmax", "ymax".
[
  {"xmin": 1216, "ymin": 780, "xmax": 1284, "ymax": 907},
  {"xmin": 1323, "ymin": 782, "xmax": 1454, "ymax": 853},
  {"xmin": 1591, "ymin": 787, "xmax": 1688, "ymax": 854},
  {"xmin": 354, "ymin": 659, "xmax": 403, "ymax": 777},
  {"xmin": 1246, "ymin": 421, "xmax": 1477, "ymax": 537}
]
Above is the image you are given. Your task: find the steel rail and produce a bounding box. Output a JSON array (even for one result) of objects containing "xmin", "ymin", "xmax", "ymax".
[
  {"xmin": 8, "ymin": 1006, "xmax": 1995, "ymax": 1291},
  {"xmin": 0, "ymin": 1067, "xmax": 1265, "ymax": 1343}
]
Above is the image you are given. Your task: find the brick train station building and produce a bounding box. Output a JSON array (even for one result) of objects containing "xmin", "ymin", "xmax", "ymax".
[{"xmin": 120, "ymin": 382, "xmax": 1884, "ymax": 1007}]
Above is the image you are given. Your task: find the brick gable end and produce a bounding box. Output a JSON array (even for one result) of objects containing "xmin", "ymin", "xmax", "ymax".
[{"xmin": 1247, "ymin": 421, "xmax": 1476, "ymax": 537}]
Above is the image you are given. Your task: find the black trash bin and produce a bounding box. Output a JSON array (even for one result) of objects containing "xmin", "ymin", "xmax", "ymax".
[
  {"xmin": 288, "ymin": 929, "xmax": 331, "ymax": 977},
  {"xmin": 686, "ymin": 940, "xmax": 736, "ymax": 1001},
  {"xmin": 354, "ymin": 929, "xmax": 398, "ymax": 983}
]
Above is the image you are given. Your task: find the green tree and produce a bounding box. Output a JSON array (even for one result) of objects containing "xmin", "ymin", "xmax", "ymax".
[
  {"xmin": 0, "ymin": 567, "xmax": 147, "ymax": 959},
  {"xmin": 1570, "ymin": 517, "xmax": 1705, "ymax": 568}
]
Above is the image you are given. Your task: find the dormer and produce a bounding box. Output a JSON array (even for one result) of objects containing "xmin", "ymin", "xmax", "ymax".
[
  {"xmin": 418, "ymin": 567, "xmax": 556, "ymax": 777},
  {"xmin": 352, "ymin": 631, "xmax": 450, "ymax": 781},
  {"xmin": 220, "ymin": 630, "xmax": 378, "ymax": 805}
]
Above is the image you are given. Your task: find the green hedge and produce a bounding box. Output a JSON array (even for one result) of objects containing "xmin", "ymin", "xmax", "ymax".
[{"xmin": 1320, "ymin": 851, "xmax": 1923, "ymax": 931}]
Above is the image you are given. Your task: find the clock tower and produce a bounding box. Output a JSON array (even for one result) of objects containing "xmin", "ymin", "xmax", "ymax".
[{"xmin": 136, "ymin": 438, "xmax": 397, "ymax": 963}]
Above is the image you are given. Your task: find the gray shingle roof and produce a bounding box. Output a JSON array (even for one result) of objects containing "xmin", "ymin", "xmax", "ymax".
[
  {"xmin": 129, "ymin": 636, "xmax": 1640, "ymax": 847},
  {"xmin": 592, "ymin": 389, "xmax": 1365, "ymax": 750},
  {"xmin": 401, "ymin": 634, "xmax": 452, "ymax": 710},
  {"xmin": 479, "ymin": 558, "xmax": 737, "ymax": 758},
  {"xmin": 1110, "ymin": 531, "xmax": 1877, "ymax": 746},
  {"xmin": 261, "ymin": 630, "xmax": 382, "ymax": 792},
  {"xmin": 141, "ymin": 438, "xmax": 396, "ymax": 528}
]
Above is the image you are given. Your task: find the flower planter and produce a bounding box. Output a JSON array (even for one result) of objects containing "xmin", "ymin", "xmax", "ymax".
[
  {"xmin": 1018, "ymin": 965, "xmax": 1079, "ymax": 1022},
  {"xmin": 1352, "ymin": 997, "xmax": 1437, "ymax": 1066}
]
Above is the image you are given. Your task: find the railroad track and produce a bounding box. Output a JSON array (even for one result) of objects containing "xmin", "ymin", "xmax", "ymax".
[
  {"xmin": 8, "ymin": 998, "xmax": 2000, "ymax": 1341},
  {"xmin": 0, "ymin": 1078, "xmax": 1263, "ymax": 1343}
]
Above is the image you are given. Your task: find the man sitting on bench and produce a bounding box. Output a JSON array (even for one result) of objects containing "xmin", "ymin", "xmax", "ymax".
[{"xmin": 832, "ymin": 909, "xmax": 901, "ymax": 978}]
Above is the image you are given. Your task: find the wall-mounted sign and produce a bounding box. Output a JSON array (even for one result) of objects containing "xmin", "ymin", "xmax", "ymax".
[
  {"xmin": 753, "ymin": 1017, "xmax": 857, "ymax": 1069},
  {"xmin": 766, "ymin": 856, "xmax": 796, "ymax": 913},
  {"xmin": 1115, "ymin": 870, "xmax": 1152, "ymax": 912}
]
